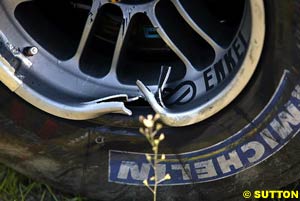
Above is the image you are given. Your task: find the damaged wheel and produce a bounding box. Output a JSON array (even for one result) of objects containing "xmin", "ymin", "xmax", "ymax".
[{"xmin": 0, "ymin": 0, "xmax": 300, "ymax": 200}]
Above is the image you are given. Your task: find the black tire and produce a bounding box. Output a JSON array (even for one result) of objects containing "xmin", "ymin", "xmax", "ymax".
[{"xmin": 0, "ymin": 0, "xmax": 300, "ymax": 200}]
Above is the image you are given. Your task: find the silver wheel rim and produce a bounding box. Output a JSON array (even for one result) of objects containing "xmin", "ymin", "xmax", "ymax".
[{"xmin": 0, "ymin": 0, "xmax": 265, "ymax": 126}]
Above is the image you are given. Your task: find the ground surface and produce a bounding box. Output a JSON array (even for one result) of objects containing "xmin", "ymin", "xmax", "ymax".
[
  {"xmin": 0, "ymin": 164, "xmax": 89, "ymax": 201},
  {"xmin": 0, "ymin": 163, "xmax": 299, "ymax": 201}
]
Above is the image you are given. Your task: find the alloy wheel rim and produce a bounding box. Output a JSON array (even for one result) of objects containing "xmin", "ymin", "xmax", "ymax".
[{"xmin": 0, "ymin": 0, "xmax": 265, "ymax": 126}]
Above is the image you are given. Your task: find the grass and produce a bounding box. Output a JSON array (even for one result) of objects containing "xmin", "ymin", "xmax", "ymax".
[{"xmin": 0, "ymin": 164, "xmax": 87, "ymax": 201}]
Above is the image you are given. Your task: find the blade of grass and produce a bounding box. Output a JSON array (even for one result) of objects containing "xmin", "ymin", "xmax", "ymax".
[{"xmin": 45, "ymin": 184, "xmax": 59, "ymax": 201}]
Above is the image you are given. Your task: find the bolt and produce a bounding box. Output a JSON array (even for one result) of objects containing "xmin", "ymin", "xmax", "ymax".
[
  {"xmin": 23, "ymin": 46, "xmax": 38, "ymax": 56},
  {"xmin": 95, "ymin": 136, "xmax": 105, "ymax": 145}
]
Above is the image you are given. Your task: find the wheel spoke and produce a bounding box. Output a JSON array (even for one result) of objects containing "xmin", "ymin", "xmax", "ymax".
[
  {"xmin": 74, "ymin": 0, "xmax": 104, "ymax": 60},
  {"xmin": 109, "ymin": 14, "xmax": 135, "ymax": 74},
  {"xmin": 151, "ymin": 0, "xmax": 216, "ymax": 71},
  {"xmin": 3, "ymin": 0, "xmax": 32, "ymax": 7},
  {"xmin": 1, "ymin": 0, "xmax": 33, "ymax": 13},
  {"xmin": 147, "ymin": 10, "xmax": 192, "ymax": 69},
  {"xmin": 113, "ymin": 11, "xmax": 187, "ymax": 85},
  {"xmin": 170, "ymin": 0, "xmax": 225, "ymax": 60}
]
